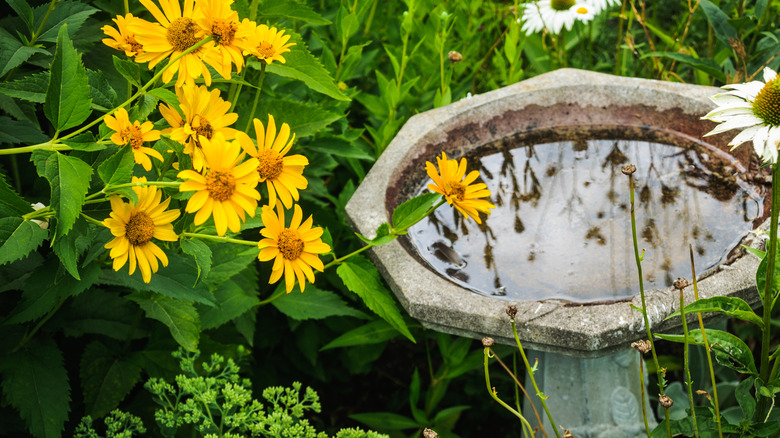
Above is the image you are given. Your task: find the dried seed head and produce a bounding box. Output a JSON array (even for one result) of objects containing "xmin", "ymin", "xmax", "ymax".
[
  {"xmin": 423, "ymin": 428, "xmax": 438, "ymax": 438},
  {"xmin": 696, "ymin": 390, "xmax": 712, "ymax": 400},
  {"xmin": 659, "ymin": 394, "xmax": 674, "ymax": 408},
  {"xmin": 448, "ymin": 51, "xmax": 462, "ymax": 63},
  {"xmin": 482, "ymin": 337, "xmax": 495, "ymax": 347},
  {"xmin": 506, "ymin": 304, "xmax": 518, "ymax": 319},
  {"xmin": 561, "ymin": 427, "xmax": 575, "ymax": 438},
  {"xmin": 673, "ymin": 277, "xmax": 689, "ymax": 290},
  {"xmin": 621, "ymin": 164, "xmax": 637, "ymax": 175},
  {"xmin": 630, "ymin": 340, "xmax": 652, "ymax": 354}
]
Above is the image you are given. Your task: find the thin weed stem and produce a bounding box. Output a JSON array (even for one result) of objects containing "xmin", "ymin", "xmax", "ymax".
[
  {"xmin": 179, "ymin": 232, "xmax": 258, "ymax": 247},
  {"xmin": 244, "ymin": 62, "xmax": 267, "ymax": 132},
  {"xmin": 491, "ymin": 349, "xmax": 548, "ymax": 438},
  {"xmin": 679, "ymin": 282, "xmax": 699, "ymax": 437},
  {"xmin": 638, "ymin": 352, "xmax": 651, "ymax": 438},
  {"xmin": 484, "ymin": 347, "xmax": 535, "ymax": 436}
]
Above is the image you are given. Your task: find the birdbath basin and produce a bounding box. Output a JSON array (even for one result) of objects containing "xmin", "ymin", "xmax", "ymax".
[{"xmin": 345, "ymin": 69, "xmax": 768, "ymax": 436}]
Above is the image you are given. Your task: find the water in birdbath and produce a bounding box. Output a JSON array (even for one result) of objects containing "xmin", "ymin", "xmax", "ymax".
[{"xmin": 407, "ymin": 137, "xmax": 766, "ymax": 302}]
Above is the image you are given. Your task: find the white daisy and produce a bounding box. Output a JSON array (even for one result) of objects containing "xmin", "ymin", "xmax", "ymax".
[
  {"xmin": 521, "ymin": 0, "xmax": 596, "ymax": 35},
  {"xmin": 702, "ymin": 68, "xmax": 780, "ymax": 163}
]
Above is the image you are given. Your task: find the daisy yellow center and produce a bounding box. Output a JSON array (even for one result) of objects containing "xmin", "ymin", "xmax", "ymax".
[
  {"xmin": 194, "ymin": 116, "xmax": 213, "ymax": 139},
  {"xmin": 551, "ymin": 0, "xmax": 576, "ymax": 10},
  {"xmin": 576, "ymin": 6, "xmax": 588, "ymax": 14},
  {"xmin": 127, "ymin": 35, "xmax": 143, "ymax": 53},
  {"xmin": 167, "ymin": 17, "xmax": 200, "ymax": 52},
  {"xmin": 205, "ymin": 171, "xmax": 236, "ymax": 201},
  {"xmin": 256, "ymin": 41, "xmax": 276, "ymax": 59},
  {"xmin": 257, "ymin": 149, "xmax": 284, "ymax": 180},
  {"xmin": 278, "ymin": 228, "xmax": 304, "ymax": 260},
  {"xmin": 448, "ymin": 181, "xmax": 466, "ymax": 201},
  {"xmin": 128, "ymin": 125, "xmax": 144, "ymax": 150},
  {"xmin": 125, "ymin": 211, "xmax": 155, "ymax": 245},
  {"xmin": 211, "ymin": 19, "xmax": 237, "ymax": 45},
  {"xmin": 753, "ymin": 77, "xmax": 780, "ymax": 126}
]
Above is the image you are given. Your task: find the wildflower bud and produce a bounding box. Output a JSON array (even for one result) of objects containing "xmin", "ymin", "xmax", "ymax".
[
  {"xmin": 482, "ymin": 337, "xmax": 495, "ymax": 347},
  {"xmin": 561, "ymin": 427, "xmax": 575, "ymax": 438},
  {"xmin": 673, "ymin": 277, "xmax": 689, "ymax": 290},
  {"xmin": 506, "ymin": 305, "xmax": 518, "ymax": 320},
  {"xmin": 630, "ymin": 340, "xmax": 652, "ymax": 354},
  {"xmin": 621, "ymin": 164, "xmax": 636, "ymax": 176},
  {"xmin": 696, "ymin": 390, "xmax": 712, "ymax": 400},
  {"xmin": 423, "ymin": 428, "xmax": 438, "ymax": 438},
  {"xmin": 659, "ymin": 394, "xmax": 674, "ymax": 408},
  {"xmin": 448, "ymin": 51, "xmax": 462, "ymax": 63},
  {"xmin": 337, "ymin": 81, "xmax": 347, "ymax": 91}
]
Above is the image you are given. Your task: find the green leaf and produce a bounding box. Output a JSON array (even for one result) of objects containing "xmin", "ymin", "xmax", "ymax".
[
  {"xmin": 180, "ymin": 239, "xmax": 212, "ymax": 285},
  {"xmin": 0, "ymin": 173, "xmax": 33, "ymax": 218},
  {"xmin": 306, "ymin": 136, "xmax": 374, "ymax": 160},
  {"xmin": 255, "ymin": 99, "xmax": 343, "ymax": 138},
  {"xmin": 0, "ymin": 116, "xmax": 48, "ymax": 144},
  {"xmin": 656, "ymin": 328, "xmax": 757, "ymax": 376},
  {"xmin": 112, "ymin": 55, "xmax": 141, "ymax": 87},
  {"xmin": 63, "ymin": 290, "xmax": 142, "ymax": 340},
  {"xmin": 665, "ymin": 296, "xmax": 763, "ymax": 328},
  {"xmin": 272, "ymin": 284, "xmax": 369, "ymax": 320},
  {"xmin": 98, "ymin": 148, "xmax": 134, "ymax": 186},
  {"xmin": 32, "ymin": 150, "xmax": 93, "ymax": 239},
  {"xmin": 392, "ymin": 193, "xmax": 441, "ymax": 232},
  {"xmin": 80, "ymin": 341, "xmax": 141, "ymax": 418},
  {"xmin": 355, "ymin": 222, "xmax": 396, "ymax": 246},
  {"xmin": 699, "ymin": 0, "xmax": 739, "ymax": 46},
  {"xmin": 44, "ymin": 25, "xmax": 92, "ymax": 132},
  {"xmin": 735, "ymin": 376, "xmax": 756, "ymax": 419},
  {"xmin": 198, "ymin": 279, "xmax": 259, "ymax": 329},
  {"xmin": 337, "ymin": 257, "xmax": 415, "ymax": 342},
  {"xmin": 61, "ymin": 132, "xmax": 105, "ymax": 151},
  {"xmin": 348, "ymin": 412, "xmax": 421, "ymax": 431},
  {"xmin": 0, "ymin": 217, "xmax": 48, "ymax": 266},
  {"xmin": 99, "ymin": 252, "xmax": 216, "ymax": 306},
  {"xmin": 432, "ymin": 405, "xmax": 470, "ymax": 423},
  {"xmin": 146, "ymin": 87, "xmax": 179, "ymax": 110},
  {"xmin": 0, "ymin": 28, "xmax": 49, "ymax": 77},
  {"xmin": 256, "ymin": 0, "xmax": 331, "ymax": 25},
  {"xmin": 321, "ymin": 318, "xmax": 400, "ymax": 350},
  {"xmin": 128, "ymin": 292, "xmax": 200, "ymax": 352},
  {"xmin": 204, "ymin": 243, "xmax": 259, "ymax": 285},
  {"xmin": 260, "ymin": 35, "xmax": 350, "ymax": 101},
  {"xmin": 755, "ymin": 244, "xmax": 780, "ymax": 308},
  {"xmin": 52, "ymin": 218, "xmax": 90, "ymax": 279},
  {"xmin": 87, "ymin": 69, "xmax": 118, "ymax": 110},
  {"xmin": 644, "ymin": 51, "xmax": 726, "ymax": 82},
  {"xmin": 0, "ymin": 71, "xmax": 49, "ymax": 103},
  {"xmin": 33, "ymin": 1, "xmax": 99, "ymax": 42},
  {"xmin": 0, "ymin": 338, "xmax": 70, "ymax": 438},
  {"xmin": 7, "ymin": 0, "xmax": 35, "ymax": 32}
]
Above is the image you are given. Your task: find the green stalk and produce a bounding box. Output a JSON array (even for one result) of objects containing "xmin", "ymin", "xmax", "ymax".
[
  {"xmin": 639, "ymin": 352, "xmax": 651, "ymax": 438},
  {"xmin": 626, "ymin": 169, "xmax": 670, "ymax": 436},
  {"xmin": 30, "ymin": 0, "xmax": 59, "ymax": 44},
  {"xmin": 243, "ymin": 63, "xmax": 267, "ymax": 132},
  {"xmin": 615, "ymin": 0, "xmax": 627, "ymax": 75},
  {"xmin": 484, "ymin": 346, "xmax": 535, "ymax": 436},
  {"xmin": 689, "ymin": 244, "xmax": 722, "ymax": 438},
  {"xmin": 679, "ymin": 282, "xmax": 699, "ymax": 437},
  {"xmin": 179, "ymin": 232, "xmax": 258, "ymax": 247}
]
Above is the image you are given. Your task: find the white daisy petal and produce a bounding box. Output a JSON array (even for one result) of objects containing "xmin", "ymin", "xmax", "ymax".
[
  {"xmin": 723, "ymin": 81, "xmax": 765, "ymax": 98},
  {"xmin": 752, "ymin": 125, "xmax": 770, "ymax": 159},
  {"xmin": 728, "ymin": 124, "xmax": 764, "ymax": 148},
  {"xmin": 764, "ymin": 67, "xmax": 777, "ymax": 83},
  {"xmin": 765, "ymin": 126, "xmax": 780, "ymax": 163},
  {"xmin": 705, "ymin": 113, "xmax": 763, "ymax": 135},
  {"xmin": 702, "ymin": 104, "xmax": 754, "ymax": 122},
  {"xmin": 710, "ymin": 93, "xmax": 748, "ymax": 106}
]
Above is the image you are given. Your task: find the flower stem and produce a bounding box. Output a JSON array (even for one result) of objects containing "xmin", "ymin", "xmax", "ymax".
[
  {"xmin": 244, "ymin": 63, "xmax": 267, "ymax": 132},
  {"xmin": 484, "ymin": 347, "xmax": 535, "ymax": 436},
  {"xmin": 639, "ymin": 352, "xmax": 651, "ymax": 438},
  {"xmin": 180, "ymin": 232, "xmax": 258, "ymax": 247},
  {"xmin": 679, "ymin": 283, "xmax": 699, "ymax": 437}
]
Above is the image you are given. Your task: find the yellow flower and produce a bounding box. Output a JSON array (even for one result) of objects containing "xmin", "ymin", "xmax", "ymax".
[
  {"xmin": 129, "ymin": 0, "xmax": 223, "ymax": 87},
  {"xmin": 257, "ymin": 204, "xmax": 330, "ymax": 293},
  {"xmin": 240, "ymin": 21, "xmax": 295, "ymax": 64},
  {"xmin": 178, "ymin": 133, "xmax": 260, "ymax": 236},
  {"xmin": 159, "ymin": 83, "xmax": 239, "ymax": 171},
  {"xmin": 237, "ymin": 115, "xmax": 308, "ymax": 209},
  {"xmin": 195, "ymin": 0, "xmax": 245, "ymax": 78},
  {"xmin": 103, "ymin": 177, "xmax": 180, "ymax": 283},
  {"xmin": 104, "ymin": 108, "xmax": 164, "ymax": 171},
  {"xmin": 102, "ymin": 14, "xmax": 144, "ymax": 57},
  {"xmin": 426, "ymin": 152, "xmax": 495, "ymax": 224}
]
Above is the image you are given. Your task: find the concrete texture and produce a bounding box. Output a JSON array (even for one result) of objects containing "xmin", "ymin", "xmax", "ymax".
[{"xmin": 345, "ymin": 68, "xmax": 767, "ymax": 358}]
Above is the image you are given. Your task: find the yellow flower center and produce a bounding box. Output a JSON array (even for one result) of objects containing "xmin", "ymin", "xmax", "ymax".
[
  {"xmin": 753, "ymin": 77, "xmax": 780, "ymax": 126},
  {"xmin": 575, "ymin": 6, "xmax": 588, "ymax": 14},
  {"xmin": 257, "ymin": 149, "xmax": 284, "ymax": 180},
  {"xmin": 211, "ymin": 19, "xmax": 237, "ymax": 45},
  {"xmin": 128, "ymin": 124, "xmax": 144, "ymax": 150},
  {"xmin": 551, "ymin": 0, "xmax": 576, "ymax": 10},
  {"xmin": 125, "ymin": 211, "xmax": 155, "ymax": 245},
  {"xmin": 448, "ymin": 181, "xmax": 466, "ymax": 201},
  {"xmin": 193, "ymin": 116, "xmax": 213, "ymax": 139},
  {"xmin": 127, "ymin": 35, "xmax": 143, "ymax": 54},
  {"xmin": 205, "ymin": 171, "xmax": 236, "ymax": 201},
  {"xmin": 167, "ymin": 17, "xmax": 200, "ymax": 52},
  {"xmin": 278, "ymin": 228, "xmax": 304, "ymax": 260},
  {"xmin": 256, "ymin": 41, "xmax": 276, "ymax": 59}
]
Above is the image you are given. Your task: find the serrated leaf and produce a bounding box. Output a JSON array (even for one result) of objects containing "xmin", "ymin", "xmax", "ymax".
[
  {"xmin": 656, "ymin": 328, "xmax": 757, "ymax": 376},
  {"xmin": 44, "ymin": 25, "xmax": 92, "ymax": 132},
  {"xmin": 0, "ymin": 27, "xmax": 49, "ymax": 77},
  {"xmin": 145, "ymin": 88, "xmax": 179, "ymax": 109},
  {"xmin": 33, "ymin": 1, "xmax": 99, "ymax": 42},
  {"xmin": 63, "ymin": 290, "xmax": 142, "ymax": 340},
  {"xmin": 0, "ymin": 71, "xmax": 49, "ymax": 103},
  {"xmin": 348, "ymin": 411, "xmax": 421, "ymax": 430},
  {"xmin": 321, "ymin": 318, "xmax": 400, "ymax": 350},
  {"xmin": 52, "ymin": 218, "xmax": 90, "ymax": 279},
  {"xmin": 128, "ymin": 292, "xmax": 200, "ymax": 352},
  {"xmin": 256, "ymin": 0, "xmax": 330, "ymax": 25},
  {"xmin": 0, "ymin": 338, "xmax": 70, "ymax": 438},
  {"xmin": 98, "ymin": 148, "xmax": 134, "ymax": 186},
  {"xmin": 255, "ymin": 99, "xmax": 342, "ymax": 138},
  {"xmin": 272, "ymin": 284, "xmax": 368, "ymax": 320},
  {"xmin": 8, "ymin": 0, "xmax": 35, "ymax": 32},
  {"xmin": 306, "ymin": 136, "xmax": 374, "ymax": 160},
  {"xmin": 0, "ymin": 217, "xmax": 48, "ymax": 265},
  {"xmin": 32, "ymin": 150, "xmax": 92, "ymax": 239},
  {"xmin": 259, "ymin": 34, "xmax": 349, "ymax": 101},
  {"xmin": 0, "ymin": 116, "xmax": 48, "ymax": 144},
  {"xmin": 112, "ymin": 55, "xmax": 141, "ymax": 87},
  {"xmin": 61, "ymin": 132, "xmax": 105, "ymax": 151},
  {"xmin": 0, "ymin": 173, "xmax": 33, "ymax": 218},
  {"xmin": 205, "ymin": 243, "xmax": 259, "ymax": 285},
  {"xmin": 198, "ymin": 279, "xmax": 259, "ymax": 329},
  {"xmin": 80, "ymin": 341, "xmax": 141, "ymax": 418},
  {"xmin": 665, "ymin": 296, "xmax": 763, "ymax": 328},
  {"xmin": 392, "ymin": 192, "xmax": 440, "ymax": 231},
  {"xmin": 699, "ymin": 0, "xmax": 739, "ymax": 46},
  {"xmin": 180, "ymin": 239, "xmax": 212, "ymax": 285},
  {"xmin": 337, "ymin": 257, "xmax": 414, "ymax": 342},
  {"xmin": 87, "ymin": 69, "xmax": 118, "ymax": 110}
]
